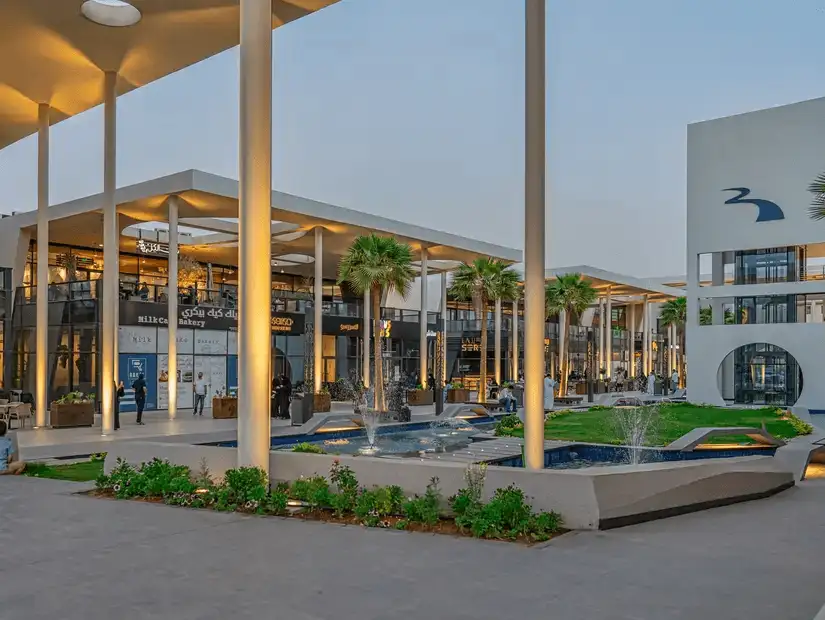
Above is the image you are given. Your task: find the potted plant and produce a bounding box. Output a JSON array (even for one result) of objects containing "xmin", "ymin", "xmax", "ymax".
[
  {"xmin": 313, "ymin": 386, "xmax": 331, "ymax": 413},
  {"xmin": 446, "ymin": 381, "xmax": 469, "ymax": 403},
  {"xmin": 50, "ymin": 391, "xmax": 95, "ymax": 428},
  {"xmin": 212, "ymin": 387, "xmax": 237, "ymax": 419},
  {"xmin": 406, "ymin": 384, "xmax": 434, "ymax": 406}
]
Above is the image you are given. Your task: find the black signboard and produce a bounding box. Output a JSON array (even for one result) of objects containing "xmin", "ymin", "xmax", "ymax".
[
  {"xmin": 322, "ymin": 315, "xmax": 363, "ymax": 335},
  {"xmin": 119, "ymin": 301, "xmax": 304, "ymax": 335}
]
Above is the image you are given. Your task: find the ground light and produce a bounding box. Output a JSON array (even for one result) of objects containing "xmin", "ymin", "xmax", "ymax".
[{"xmin": 81, "ymin": 0, "xmax": 142, "ymax": 27}]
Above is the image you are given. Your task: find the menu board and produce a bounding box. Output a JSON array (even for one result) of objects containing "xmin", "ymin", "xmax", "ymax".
[
  {"xmin": 157, "ymin": 354, "xmax": 194, "ymax": 410},
  {"xmin": 194, "ymin": 356, "xmax": 228, "ymax": 402}
]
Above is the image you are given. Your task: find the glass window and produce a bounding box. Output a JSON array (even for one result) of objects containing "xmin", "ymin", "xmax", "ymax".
[{"xmin": 322, "ymin": 335, "xmax": 336, "ymax": 357}]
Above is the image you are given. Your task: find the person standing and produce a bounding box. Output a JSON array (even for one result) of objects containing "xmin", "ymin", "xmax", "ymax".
[
  {"xmin": 132, "ymin": 373, "xmax": 147, "ymax": 425},
  {"xmin": 278, "ymin": 374, "xmax": 292, "ymax": 420},
  {"xmin": 647, "ymin": 371, "xmax": 656, "ymax": 395},
  {"xmin": 543, "ymin": 373, "xmax": 557, "ymax": 412},
  {"xmin": 671, "ymin": 368, "xmax": 680, "ymax": 391},
  {"xmin": 427, "ymin": 372, "xmax": 436, "ymax": 400},
  {"xmin": 271, "ymin": 375, "xmax": 282, "ymax": 418},
  {"xmin": 193, "ymin": 372, "xmax": 209, "ymax": 416},
  {"xmin": 114, "ymin": 380, "xmax": 125, "ymax": 431}
]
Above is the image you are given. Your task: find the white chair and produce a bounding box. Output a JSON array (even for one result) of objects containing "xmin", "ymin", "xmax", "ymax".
[{"xmin": 8, "ymin": 403, "xmax": 32, "ymax": 429}]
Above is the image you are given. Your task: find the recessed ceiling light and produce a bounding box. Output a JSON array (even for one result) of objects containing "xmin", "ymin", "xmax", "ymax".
[{"xmin": 81, "ymin": 0, "xmax": 142, "ymax": 27}]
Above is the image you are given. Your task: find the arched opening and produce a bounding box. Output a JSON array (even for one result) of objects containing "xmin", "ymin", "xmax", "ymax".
[{"xmin": 717, "ymin": 343, "xmax": 802, "ymax": 406}]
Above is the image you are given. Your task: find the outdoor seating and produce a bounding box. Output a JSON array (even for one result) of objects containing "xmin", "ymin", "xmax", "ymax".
[{"xmin": 7, "ymin": 403, "xmax": 32, "ymax": 429}]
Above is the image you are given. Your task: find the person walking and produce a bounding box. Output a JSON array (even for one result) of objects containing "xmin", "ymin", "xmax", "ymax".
[
  {"xmin": 193, "ymin": 372, "xmax": 209, "ymax": 416},
  {"xmin": 114, "ymin": 380, "xmax": 125, "ymax": 431},
  {"xmin": 132, "ymin": 373, "xmax": 147, "ymax": 425},
  {"xmin": 543, "ymin": 372, "xmax": 557, "ymax": 412}
]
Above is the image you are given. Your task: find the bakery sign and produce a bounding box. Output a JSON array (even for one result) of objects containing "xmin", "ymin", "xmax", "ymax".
[
  {"xmin": 136, "ymin": 239, "xmax": 179, "ymax": 256},
  {"xmin": 120, "ymin": 300, "xmax": 304, "ymax": 334}
]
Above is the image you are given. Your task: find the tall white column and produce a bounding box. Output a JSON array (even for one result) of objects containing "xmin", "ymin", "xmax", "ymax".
[
  {"xmin": 441, "ymin": 271, "xmax": 448, "ymax": 384},
  {"xmin": 523, "ymin": 0, "xmax": 545, "ymax": 470},
  {"xmin": 604, "ymin": 286, "xmax": 613, "ymax": 379},
  {"xmin": 494, "ymin": 298, "xmax": 502, "ymax": 383},
  {"xmin": 642, "ymin": 295, "xmax": 650, "ymax": 375},
  {"xmin": 237, "ymin": 0, "xmax": 273, "ymax": 470},
  {"xmin": 512, "ymin": 299, "xmax": 519, "ymax": 381},
  {"xmin": 628, "ymin": 303, "xmax": 636, "ymax": 379},
  {"xmin": 35, "ymin": 104, "xmax": 49, "ymax": 428},
  {"xmin": 558, "ymin": 308, "xmax": 566, "ymax": 384},
  {"xmin": 167, "ymin": 197, "xmax": 179, "ymax": 419},
  {"xmin": 419, "ymin": 248, "xmax": 428, "ymax": 384},
  {"xmin": 362, "ymin": 287, "xmax": 370, "ymax": 388},
  {"xmin": 101, "ymin": 71, "xmax": 117, "ymax": 435},
  {"xmin": 314, "ymin": 227, "xmax": 323, "ymax": 392}
]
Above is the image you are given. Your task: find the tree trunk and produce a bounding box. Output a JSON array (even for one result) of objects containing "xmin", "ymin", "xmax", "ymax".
[
  {"xmin": 560, "ymin": 312, "xmax": 569, "ymax": 394},
  {"xmin": 480, "ymin": 309, "xmax": 488, "ymax": 401},
  {"xmin": 372, "ymin": 285, "xmax": 384, "ymax": 411}
]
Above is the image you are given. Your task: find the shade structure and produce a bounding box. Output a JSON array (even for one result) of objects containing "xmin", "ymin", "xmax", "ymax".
[{"xmin": 0, "ymin": 0, "xmax": 341, "ymax": 149}]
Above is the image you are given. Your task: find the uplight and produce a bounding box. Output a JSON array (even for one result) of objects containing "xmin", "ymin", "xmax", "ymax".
[{"xmin": 81, "ymin": 0, "xmax": 142, "ymax": 27}]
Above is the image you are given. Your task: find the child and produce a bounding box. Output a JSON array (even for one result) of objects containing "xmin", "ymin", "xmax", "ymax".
[{"xmin": 0, "ymin": 420, "xmax": 25, "ymax": 475}]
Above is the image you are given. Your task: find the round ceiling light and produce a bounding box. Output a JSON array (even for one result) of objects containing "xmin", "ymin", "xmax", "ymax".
[{"xmin": 81, "ymin": 0, "xmax": 142, "ymax": 27}]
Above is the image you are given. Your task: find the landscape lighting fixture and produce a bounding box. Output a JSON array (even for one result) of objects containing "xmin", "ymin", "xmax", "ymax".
[{"xmin": 81, "ymin": 0, "xmax": 142, "ymax": 27}]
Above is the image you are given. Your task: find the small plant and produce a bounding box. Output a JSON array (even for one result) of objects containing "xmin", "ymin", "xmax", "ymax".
[
  {"xmin": 448, "ymin": 381, "xmax": 464, "ymax": 389},
  {"xmin": 292, "ymin": 442, "xmax": 326, "ymax": 454},
  {"xmin": 289, "ymin": 475, "xmax": 333, "ymax": 511},
  {"xmin": 402, "ymin": 477, "xmax": 442, "ymax": 526},
  {"xmin": 89, "ymin": 452, "xmax": 108, "ymax": 462},
  {"xmin": 54, "ymin": 391, "xmax": 93, "ymax": 405},
  {"xmin": 494, "ymin": 414, "xmax": 523, "ymax": 436},
  {"xmin": 216, "ymin": 466, "xmax": 268, "ymax": 511},
  {"xmin": 355, "ymin": 485, "xmax": 404, "ymax": 526},
  {"xmin": 779, "ymin": 409, "xmax": 814, "ymax": 436},
  {"xmin": 329, "ymin": 460, "xmax": 359, "ymax": 515}
]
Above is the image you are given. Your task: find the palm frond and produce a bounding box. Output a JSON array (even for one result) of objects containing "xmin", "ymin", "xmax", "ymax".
[
  {"xmin": 337, "ymin": 233, "xmax": 416, "ymax": 298},
  {"xmin": 807, "ymin": 172, "xmax": 825, "ymax": 219},
  {"xmin": 659, "ymin": 297, "xmax": 687, "ymax": 327},
  {"xmin": 545, "ymin": 273, "xmax": 597, "ymax": 322}
]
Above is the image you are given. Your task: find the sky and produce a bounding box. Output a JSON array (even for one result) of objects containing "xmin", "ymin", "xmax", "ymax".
[{"xmin": 0, "ymin": 0, "xmax": 823, "ymax": 277}]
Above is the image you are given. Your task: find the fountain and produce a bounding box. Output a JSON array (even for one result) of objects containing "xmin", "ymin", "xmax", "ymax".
[{"xmin": 611, "ymin": 404, "xmax": 661, "ymax": 465}]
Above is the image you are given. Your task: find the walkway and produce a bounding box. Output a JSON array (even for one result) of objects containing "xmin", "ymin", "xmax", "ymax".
[{"xmin": 1, "ymin": 476, "xmax": 823, "ymax": 619}]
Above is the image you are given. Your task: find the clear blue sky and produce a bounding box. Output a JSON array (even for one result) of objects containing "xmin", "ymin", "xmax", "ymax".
[{"xmin": 0, "ymin": 0, "xmax": 822, "ymax": 276}]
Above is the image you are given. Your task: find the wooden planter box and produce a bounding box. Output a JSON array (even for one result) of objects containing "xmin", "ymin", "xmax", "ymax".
[
  {"xmin": 407, "ymin": 390, "xmax": 434, "ymax": 406},
  {"xmin": 50, "ymin": 402, "xmax": 94, "ymax": 428},
  {"xmin": 313, "ymin": 393, "xmax": 331, "ymax": 413},
  {"xmin": 446, "ymin": 389, "xmax": 469, "ymax": 403},
  {"xmin": 212, "ymin": 397, "xmax": 238, "ymax": 419}
]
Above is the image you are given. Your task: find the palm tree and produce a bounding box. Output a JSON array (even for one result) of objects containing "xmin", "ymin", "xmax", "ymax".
[
  {"xmin": 449, "ymin": 258, "xmax": 521, "ymax": 398},
  {"xmin": 338, "ymin": 234, "xmax": 416, "ymax": 411},
  {"xmin": 545, "ymin": 274, "xmax": 597, "ymax": 394},
  {"xmin": 699, "ymin": 306, "xmax": 735, "ymax": 325},
  {"xmin": 659, "ymin": 297, "xmax": 687, "ymax": 384},
  {"xmin": 808, "ymin": 172, "xmax": 825, "ymax": 220}
]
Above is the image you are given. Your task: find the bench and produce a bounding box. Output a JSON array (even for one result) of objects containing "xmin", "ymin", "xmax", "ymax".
[
  {"xmin": 554, "ymin": 396, "xmax": 583, "ymax": 407},
  {"xmin": 465, "ymin": 400, "xmax": 504, "ymax": 413}
]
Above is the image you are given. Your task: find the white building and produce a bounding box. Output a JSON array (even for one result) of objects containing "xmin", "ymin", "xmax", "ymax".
[{"xmin": 686, "ymin": 97, "xmax": 825, "ymax": 409}]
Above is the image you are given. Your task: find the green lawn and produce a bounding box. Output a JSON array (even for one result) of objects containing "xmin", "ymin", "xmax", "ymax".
[
  {"xmin": 24, "ymin": 460, "xmax": 104, "ymax": 482},
  {"xmin": 499, "ymin": 403, "xmax": 810, "ymax": 446}
]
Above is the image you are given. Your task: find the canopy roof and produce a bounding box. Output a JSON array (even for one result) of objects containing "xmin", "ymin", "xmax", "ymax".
[
  {"xmin": 0, "ymin": 0, "xmax": 340, "ymax": 149},
  {"xmin": 545, "ymin": 265, "xmax": 683, "ymax": 302},
  {"xmin": 3, "ymin": 169, "xmax": 521, "ymax": 280}
]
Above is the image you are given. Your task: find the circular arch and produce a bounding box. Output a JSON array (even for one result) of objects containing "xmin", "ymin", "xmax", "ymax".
[{"xmin": 716, "ymin": 342, "xmax": 803, "ymax": 407}]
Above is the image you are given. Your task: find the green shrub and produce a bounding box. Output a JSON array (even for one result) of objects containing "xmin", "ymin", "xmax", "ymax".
[
  {"xmin": 494, "ymin": 414, "xmax": 523, "ymax": 436},
  {"xmin": 354, "ymin": 485, "xmax": 404, "ymax": 526},
  {"xmin": 328, "ymin": 460, "xmax": 359, "ymax": 515},
  {"xmin": 215, "ymin": 466, "xmax": 268, "ymax": 511},
  {"xmin": 289, "ymin": 475, "xmax": 333, "ymax": 510},
  {"xmin": 263, "ymin": 489, "xmax": 289, "ymax": 516},
  {"xmin": 402, "ymin": 477, "xmax": 442, "ymax": 525},
  {"xmin": 96, "ymin": 458, "xmax": 194, "ymax": 500},
  {"xmin": 292, "ymin": 442, "xmax": 326, "ymax": 454},
  {"xmin": 782, "ymin": 410, "xmax": 814, "ymax": 436}
]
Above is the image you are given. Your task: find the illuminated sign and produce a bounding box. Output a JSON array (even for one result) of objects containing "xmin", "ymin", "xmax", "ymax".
[
  {"xmin": 136, "ymin": 239, "xmax": 177, "ymax": 256},
  {"xmin": 461, "ymin": 337, "xmax": 481, "ymax": 353},
  {"xmin": 339, "ymin": 323, "xmax": 359, "ymax": 332},
  {"xmin": 270, "ymin": 316, "xmax": 294, "ymax": 333},
  {"xmin": 380, "ymin": 320, "xmax": 392, "ymax": 338}
]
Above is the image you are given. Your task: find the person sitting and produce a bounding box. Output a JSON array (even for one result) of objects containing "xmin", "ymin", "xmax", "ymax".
[
  {"xmin": 0, "ymin": 420, "xmax": 25, "ymax": 475},
  {"xmin": 498, "ymin": 384, "xmax": 517, "ymax": 413},
  {"xmin": 138, "ymin": 282, "xmax": 150, "ymax": 301}
]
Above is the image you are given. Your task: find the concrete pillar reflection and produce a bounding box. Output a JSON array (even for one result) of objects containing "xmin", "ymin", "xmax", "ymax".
[{"xmin": 237, "ymin": 0, "xmax": 273, "ymax": 470}]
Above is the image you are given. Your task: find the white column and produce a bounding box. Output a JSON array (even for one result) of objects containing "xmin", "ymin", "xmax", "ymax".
[
  {"xmin": 419, "ymin": 248, "xmax": 428, "ymax": 384},
  {"xmin": 523, "ymin": 0, "xmax": 545, "ymax": 471},
  {"xmin": 237, "ymin": 0, "xmax": 273, "ymax": 470},
  {"xmin": 35, "ymin": 104, "xmax": 49, "ymax": 428},
  {"xmin": 512, "ymin": 299, "xmax": 519, "ymax": 381},
  {"xmin": 629, "ymin": 303, "xmax": 636, "ymax": 379},
  {"xmin": 604, "ymin": 286, "xmax": 613, "ymax": 379},
  {"xmin": 314, "ymin": 227, "xmax": 323, "ymax": 392},
  {"xmin": 642, "ymin": 295, "xmax": 650, "ymax": 374},
  {"xmin": 494, "ymin": 298, "xmax": 502, "ymax": 383},
  {"xmin": 101, "ymin": 71, "xmax": 117, "ymax": 435},
  {"xmin": 167, "ymin": 196, "xmax": 179, "ymax": 419},
  {"xmin": 441, "ymin": 271, "xmax": 448, "ymax": 384},
  {"xmin": 558, "ymin": 308, "xmax": 566, "ymax": 383},
  {"xmin": 362, "ymin": 287, "xmax": 370, "ymax": 387}
]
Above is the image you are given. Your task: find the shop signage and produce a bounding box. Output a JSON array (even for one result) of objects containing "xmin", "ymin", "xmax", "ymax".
[
  {"xmin": 120, "ymin": 301, "xmax": 304, "ymax": 334},
  {"xmin": 461, "ymin": 337, "xmax": 482, "ymax": 353},
  {"xmin": 722, "ymin": 187, "xmax": 784, "ymax": 223},
  {"xmin": 323, "ymin": 316, "xmax": 364, "ymax": 335},
  {"xmin": 136, "ymin": 239, "xmax": 178, "ymax": 256}
]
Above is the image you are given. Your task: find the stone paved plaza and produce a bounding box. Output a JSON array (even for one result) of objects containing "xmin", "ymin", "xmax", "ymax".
[{"xmin": 2, "ymin": 475, "xmax": 824, "ymax": 620}]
